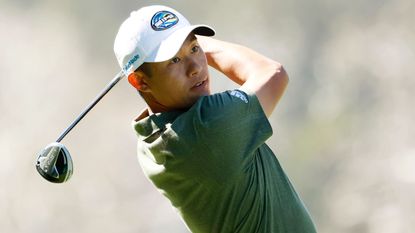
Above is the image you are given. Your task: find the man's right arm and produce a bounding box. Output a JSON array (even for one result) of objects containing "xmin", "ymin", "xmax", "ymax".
[{"xmin": 197, "ymin": 36, "xmax": 289, "ymax": 117}]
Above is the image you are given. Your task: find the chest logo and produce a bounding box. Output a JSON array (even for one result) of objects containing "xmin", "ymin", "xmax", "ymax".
[{"xmin": 151, "ymin": 11, "xmax": 179, "ymax": 31}]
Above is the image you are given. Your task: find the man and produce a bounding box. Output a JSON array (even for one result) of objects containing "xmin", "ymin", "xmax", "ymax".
[{"xmin": 114, "ymin": 5, "xmax": 316, "ymax": 233}]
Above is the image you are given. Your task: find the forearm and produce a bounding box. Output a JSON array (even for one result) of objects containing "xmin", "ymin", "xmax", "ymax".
[
  {"xmin": 197, "ymin": 35, "xmax": 289, "ymax": 117},
  {"xmin": 197, "ymin": 36, "xmax": 282, "ymax": 85}
]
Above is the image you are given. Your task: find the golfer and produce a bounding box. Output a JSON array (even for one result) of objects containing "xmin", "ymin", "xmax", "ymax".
[{"xmin": 114, "ymin": 5, "xmax": 317, "ymax": 233}]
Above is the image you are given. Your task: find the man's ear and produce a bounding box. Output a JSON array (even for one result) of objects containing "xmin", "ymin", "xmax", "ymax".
[{"xmin": 128, "ymin": 71, "xmax": 150, "ymax": 92}]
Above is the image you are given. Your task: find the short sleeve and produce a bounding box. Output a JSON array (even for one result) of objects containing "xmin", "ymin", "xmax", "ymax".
[{"xmin": 186, "ymin": 89, "xmax": 273, "ymax": 182}]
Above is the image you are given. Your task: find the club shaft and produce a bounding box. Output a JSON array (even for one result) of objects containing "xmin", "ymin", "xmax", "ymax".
[{"xmin": 56, "ymin": 70, "xmax": 125, "ymax": 143}]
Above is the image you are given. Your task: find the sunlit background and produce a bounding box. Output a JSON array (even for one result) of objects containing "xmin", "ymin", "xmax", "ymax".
[{"xmin": 1, "ymin": 0, "xmax": 414, "ymax": 232}]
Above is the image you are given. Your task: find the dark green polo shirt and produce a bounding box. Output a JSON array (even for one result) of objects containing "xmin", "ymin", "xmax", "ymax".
[{"xmin": 133, "ymin": 90, "xmax": 316, "ymax": 233}]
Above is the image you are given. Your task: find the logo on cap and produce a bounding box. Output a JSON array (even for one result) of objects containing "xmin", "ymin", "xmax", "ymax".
[
  {"xmin": 123, "ymin": 54, "xmax": 140, "ymax": 72},
  {"xmin": 151, "ymin": 11, "xmax": 179, "ymax": 31}
]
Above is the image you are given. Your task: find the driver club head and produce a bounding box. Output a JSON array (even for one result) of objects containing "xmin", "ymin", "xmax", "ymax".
[{"xmin": 36, "ymin": 142, "xmax": 73, "ymax": 183}]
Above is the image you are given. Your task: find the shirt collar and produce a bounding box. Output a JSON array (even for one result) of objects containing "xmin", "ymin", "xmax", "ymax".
[{"xmin": 132, "ymin": 108, "xmax": 182, "ymax": 141}]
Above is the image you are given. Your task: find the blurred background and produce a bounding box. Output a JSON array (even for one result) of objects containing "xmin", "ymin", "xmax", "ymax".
[{"xmin": 1, "ymin": 0, "xmax": 414, "ymax": 232}]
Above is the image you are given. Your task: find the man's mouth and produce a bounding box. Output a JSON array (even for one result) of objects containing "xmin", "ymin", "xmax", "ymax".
[
  {"xmin": 194, "ymin": 80, "xmax": 205, "ymax": 87},
  {"xmin": 192, "ymin": 79, "xmax": 208, "ymax": 89}
]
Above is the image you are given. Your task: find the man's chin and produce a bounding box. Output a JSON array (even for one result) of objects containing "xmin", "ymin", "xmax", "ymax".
[{"xmin": 187, "ymin": 92, "xmax": 209, "ymax": 107}]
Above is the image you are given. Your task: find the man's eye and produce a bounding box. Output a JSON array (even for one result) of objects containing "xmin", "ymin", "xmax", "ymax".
[
  {"xmin": 170, "ymin": 57, "xmax": 181, "ymax": 64},
  {"xmin": 191, "ymin": 45, "xmax": 200, "ymax": 53}
]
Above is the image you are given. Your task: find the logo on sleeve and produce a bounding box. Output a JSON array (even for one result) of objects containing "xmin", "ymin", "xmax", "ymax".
[
  {"xmin": 230, "ymin": 90, "xmax": 248, "ymax": 103},
  {"xmin": 151, "ymin": 11, "xmax": 179, "ymax": 31}
]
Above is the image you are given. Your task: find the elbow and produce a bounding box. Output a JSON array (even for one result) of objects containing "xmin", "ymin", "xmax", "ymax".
[{"xmin": 271, "ymin": 62, "xmax": 289, "ymax": 87}]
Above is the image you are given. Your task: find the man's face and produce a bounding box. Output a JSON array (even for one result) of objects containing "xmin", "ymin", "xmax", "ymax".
[{"xmin": 142, "ymin": 33, "xmax": 211, "ymax": 111}]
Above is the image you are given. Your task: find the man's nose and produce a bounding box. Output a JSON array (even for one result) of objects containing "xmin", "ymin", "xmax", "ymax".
[{"xmin": 187, "ymin": 57, "xmax": 202, "ymax": 78}]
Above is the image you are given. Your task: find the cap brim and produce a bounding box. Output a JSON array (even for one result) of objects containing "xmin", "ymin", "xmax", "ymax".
[{"xmin": 145, "ymin": 25, "xmax": 215, "ymax": 63}]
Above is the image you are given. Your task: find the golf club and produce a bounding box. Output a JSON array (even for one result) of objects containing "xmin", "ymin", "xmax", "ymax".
[{"xmin": 35, "ymin": 70, "xmax": 125, "ymax": 183}]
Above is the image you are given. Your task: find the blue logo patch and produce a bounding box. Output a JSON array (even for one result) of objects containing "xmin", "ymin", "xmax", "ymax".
[{"xmin": 151, "ymin": 11, "xmax": 179, "ymax": 31}]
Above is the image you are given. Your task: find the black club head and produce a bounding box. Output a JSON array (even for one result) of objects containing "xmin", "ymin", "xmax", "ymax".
[{"xmin": 36, "ymin": 142, "xmax": 73, "ymax": 183}]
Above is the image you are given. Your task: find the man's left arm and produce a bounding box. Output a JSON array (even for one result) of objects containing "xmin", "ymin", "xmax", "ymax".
[{"xmin": 197, "ymin": 36, "xmax": 289, "ymax": 117}]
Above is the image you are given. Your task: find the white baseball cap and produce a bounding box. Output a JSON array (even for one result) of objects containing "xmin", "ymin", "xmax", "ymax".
[{"xmin": 114, "ymin": 5, "xmax": 215, "ymax": 76}]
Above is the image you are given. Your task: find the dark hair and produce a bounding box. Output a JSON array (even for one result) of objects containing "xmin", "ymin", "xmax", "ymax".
[{"xmin": 135, "ymin": 62, "xmax": 152, "ymax": 77}]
